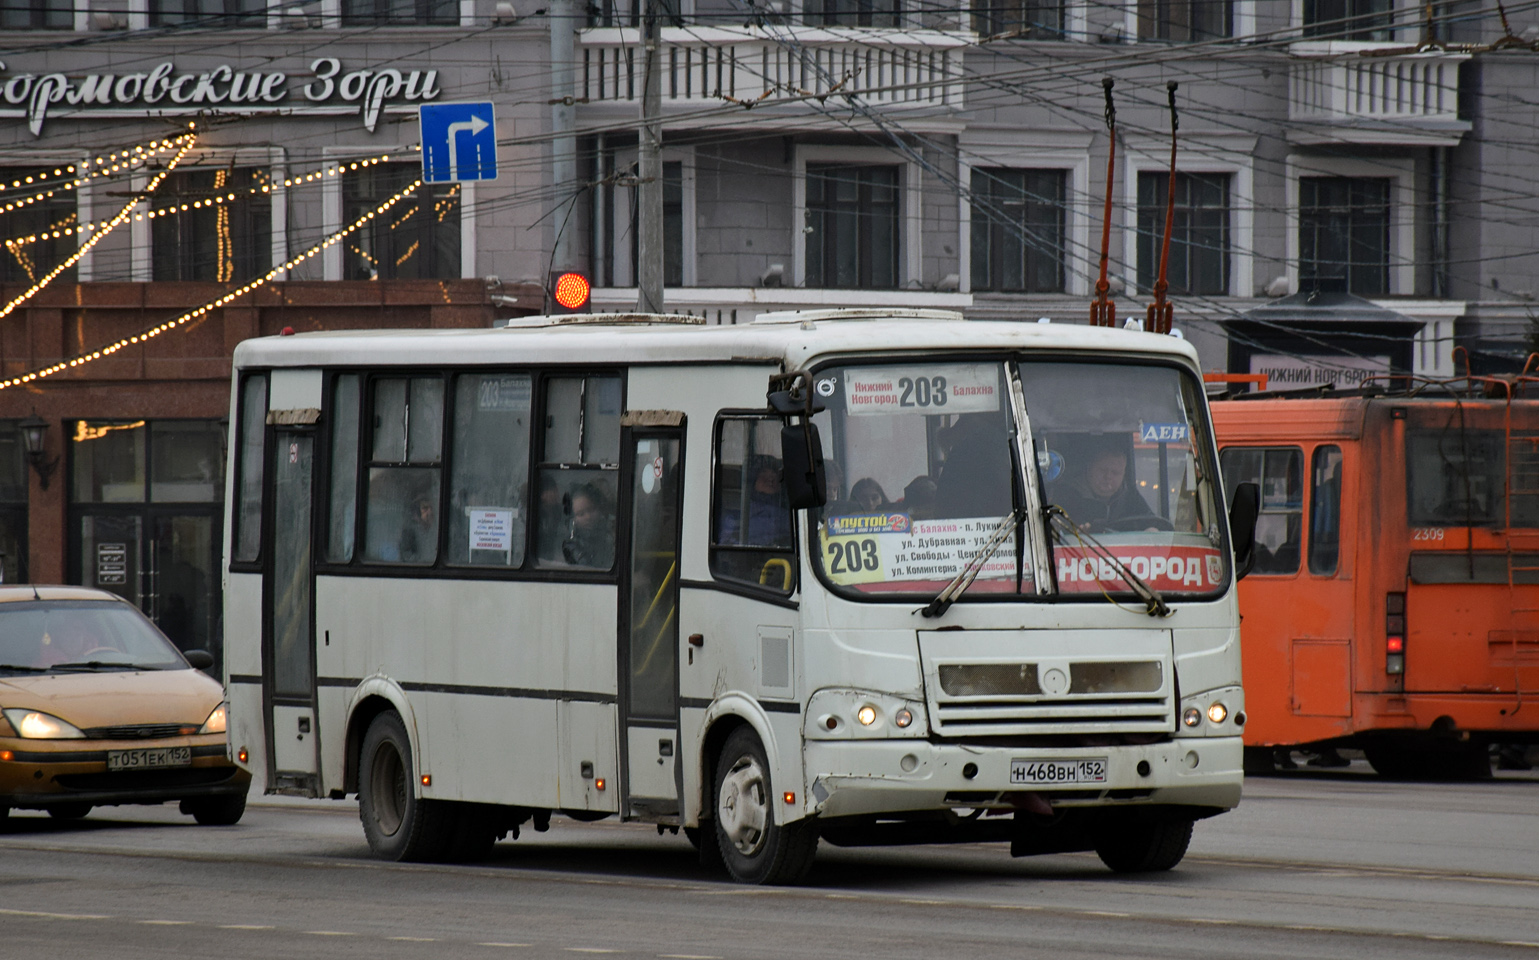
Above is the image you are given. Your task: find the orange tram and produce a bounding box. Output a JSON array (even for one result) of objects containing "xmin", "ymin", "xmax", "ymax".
[{"xmin": 1210, "ymin": 375, "xmax": 1539, "ymax": 779}]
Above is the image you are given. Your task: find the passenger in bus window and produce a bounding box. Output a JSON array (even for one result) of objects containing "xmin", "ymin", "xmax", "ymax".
[
  {"xmin": 935, "ymin": 415, "xmax": 1012, "ymax": 519},
  {"xmin": 898, "ymin": 476, "xmax": 938, "ymax": 520},
  {"xmin": 398, "ymin": 496, "xmax": 437, "ymax": 564},
  {"xmin": 850, "ymin": 478, "xmax": 890, "ymax": 514},
  {"xmin": 721, "ymin": 456, "xmax": 791, "ymax": 546},
  {"xmin": 563, "ymin": 482, "xmax": 615, "ymax": 568},
  {"xmin": 1051, "ymin": 441, "xmax": 1162, "ymax": 532}
]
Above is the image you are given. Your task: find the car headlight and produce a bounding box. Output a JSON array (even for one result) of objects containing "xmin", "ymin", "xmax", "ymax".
[
  {"xmin": 199, "ymin": 703, "xmax": 228, "ymax": 735},
  {"xmin": 1, "ymin": 708, "xmax": 86, "ymax": 739}
]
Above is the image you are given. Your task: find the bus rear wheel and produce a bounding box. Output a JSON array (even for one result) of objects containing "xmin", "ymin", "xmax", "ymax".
[
  {"xmin": 712, "ymin": 727, "xmax": 817, "ymax": 885},
  {"xmin": 359, "ymin": 712, "xmax": 451, "ymax": 862},
  {"xmin": 1094, "ymin": 819, "xmax": 1194, "ymax": 873}
]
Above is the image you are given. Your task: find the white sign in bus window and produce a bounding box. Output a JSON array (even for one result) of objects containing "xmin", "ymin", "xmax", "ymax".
[
  {"xmin": 821, "ymin": 515, "xmax": 1017, "ymax": 586},
  {"xmin": 467, "ymin": 507, "xmax": 515, "ymax": 553},
  {"xmin": 843, "ymin": 365, "xmax": 1000, "ymax": 417},
  {"xmin": 477, "ymin": 375, "xmax": 531, "ymax": 412}
]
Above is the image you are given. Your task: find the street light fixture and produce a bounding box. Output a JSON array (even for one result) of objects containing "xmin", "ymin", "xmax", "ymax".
[{"xmin": 17, "ymin": 414, "xmax": 56, "ymax": 490}]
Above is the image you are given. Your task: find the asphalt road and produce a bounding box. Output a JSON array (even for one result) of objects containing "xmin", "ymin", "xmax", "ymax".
[{"xmin": 1, "ymin": 762, "xmax": 1536, "ymax": 960}]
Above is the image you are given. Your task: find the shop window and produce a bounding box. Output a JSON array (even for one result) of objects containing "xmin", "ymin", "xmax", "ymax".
[
  {"xmin": 446, "ymin": 373, "xmax": 533, "ymax": 568},
  {"xmin": 970, "ymin": 167, "xmax": 1066, "ymax": 293},
  {"xmin": 233, "ymin": 377, "xmax": 267, "ymax": 563},
  {"xmin": 974, "ymin": 0, "xmax": 1063, "ymax": 38},
  {"xmin": 805, "ymin": 164, "xmax": 899, "ymax": 290},
  {"xmin": 711, "ymin": 417, "xmax": 795, "ymax": 594},
  {"xmin": 0, "ymin": 423, "xmax": 27, "ymax": 584},
  {"xmin": 341, "ymin": 0, "xmax": 457, "ymax": 25},
  {"xmin": 1309, "ymin": 445, "xmax": 1342, "ymax": 575},
  {"xmin": 362, "ymin": 377, "xmax": 444, "ymax": 564},
  {"xmin": 343, "ymin": 164, "xmax": 461, "ymax": 280},
  {"xmin": 1299, "ymin": 176, "xmax": 1390, "ymax": 296},
  {"xmin": 0, "ymin": 164, "xmax": 77, "ymax": 284},
  {"xmin": 72, "ymin": 421, "xmax": 147, "ymax": 504},
  {"xmin": 1137, "ymin": 0, "xmax": 1231, "ymax": 41},
  {"xmin": 1220, "ymin": 447, "xmax": 1302, "ymax": 575},
  {"xmin": 326, "ymin": 375, "xmax": 361, "ymax": 563},
  {"xmin": 149, "ymin": 0, "xmax": 265, "ymax": 25},
  {"xmin": 808, "ymin": 0, "xmax": 901, "ymax": 27},
  {"xmin": 1304, "ymin": 0, "xmax": 1393, "ymax": 41},
  {"xmin": 1137, "ymin": 171, "xmax": 1231, "ymax": 296},
  {"xmin": 71, "ymin": 420, "xmax": 225, "ymax": 505},
  {"xmin": 0, "ymin": 0, "xmax": 71, "ymax": 28},
  {"xmin": 152, "ymin": 168, "xmax": 272, "ymax": 283},
  {"xmin": 534, "ymin": 375, "xmax": 622, "ymax": 571}
]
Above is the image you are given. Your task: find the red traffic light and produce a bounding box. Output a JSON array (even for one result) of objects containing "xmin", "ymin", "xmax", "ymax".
[{"xmin": 552, "ymin": 272, "xmax": 590, "ymax": 311}]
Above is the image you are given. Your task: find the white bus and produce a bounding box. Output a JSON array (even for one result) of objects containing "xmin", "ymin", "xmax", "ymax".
[{"xmin": 222, "ymin": 309, "xmax": 1256, "ymax": 883}]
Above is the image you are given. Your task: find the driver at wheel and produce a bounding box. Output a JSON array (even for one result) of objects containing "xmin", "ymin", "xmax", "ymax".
[{"xmin": 1052, "ymin": 442, "xmax": 1158, "ymax": 531}]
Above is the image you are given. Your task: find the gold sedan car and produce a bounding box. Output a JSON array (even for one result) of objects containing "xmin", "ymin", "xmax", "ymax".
[{"xmin": 0, "ymin": 586, "xmax": 250, "ymax": 824}]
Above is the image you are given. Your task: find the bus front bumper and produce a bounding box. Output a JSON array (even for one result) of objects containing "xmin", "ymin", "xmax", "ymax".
[{"xmin": 803, "ymin": 736, "xmax": 1243, "ymax": 819}]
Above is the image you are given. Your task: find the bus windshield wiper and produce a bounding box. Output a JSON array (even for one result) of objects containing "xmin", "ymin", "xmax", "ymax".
[
  {"xmin": 920, "ymin": 510, "xmax": 1020, "ymax": 619},
  {"xmin": 1046, "ymin": 506, "xmax": 1170, "ymax": 618}
]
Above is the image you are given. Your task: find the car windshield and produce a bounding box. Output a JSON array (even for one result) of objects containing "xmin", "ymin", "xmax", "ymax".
[
  {"xmin": 0, "ymin": 600, "xmax": 186, "ymax": 673},
  {"xmin": 810, "ymin": 358, "xmax": 1227, "ymax": 601}
]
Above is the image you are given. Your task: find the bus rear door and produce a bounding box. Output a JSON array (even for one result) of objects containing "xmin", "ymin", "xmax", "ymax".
[{"xmin": 264, "ymin": 423, "xmax": 321, "ymax": 794}]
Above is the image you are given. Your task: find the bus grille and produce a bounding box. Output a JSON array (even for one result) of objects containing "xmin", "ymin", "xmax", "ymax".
[{"xmin": 931, "ymin": 695, "xmax": 1174, "ymax": 735}]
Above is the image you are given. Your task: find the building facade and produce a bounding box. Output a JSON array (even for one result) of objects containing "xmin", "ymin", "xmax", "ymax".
[{"xmin": 1, "ymin": 0, "xmax": 1536, "ymax": 660}]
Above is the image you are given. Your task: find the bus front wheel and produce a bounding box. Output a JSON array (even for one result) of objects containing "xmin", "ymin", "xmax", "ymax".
[
  {"xmin": 359, "ymin": 712, "xmax": 449, "ymax": 862},
  {"xmin": 712, "ymin": 727, "xmax": 817, "ymax": 884},
  {"xmin": 1094, "ymin": 818, "xmax": 1194, "ymax": 873}
]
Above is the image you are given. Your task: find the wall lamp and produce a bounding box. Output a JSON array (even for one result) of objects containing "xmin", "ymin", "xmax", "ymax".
[{"xmin": 18, "ymin": 414, "xmax": 57, "ymax": 489}]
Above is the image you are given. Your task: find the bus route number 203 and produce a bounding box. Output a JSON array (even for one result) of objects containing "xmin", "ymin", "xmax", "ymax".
[{"xmin": 823, "ymin": 536, "xmax": 884, "ymax": 585}]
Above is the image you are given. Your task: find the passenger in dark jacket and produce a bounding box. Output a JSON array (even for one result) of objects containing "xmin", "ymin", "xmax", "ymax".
[{"xmin": 1050, "ymin": 446, "xmax": 1157, "ymax": 530}]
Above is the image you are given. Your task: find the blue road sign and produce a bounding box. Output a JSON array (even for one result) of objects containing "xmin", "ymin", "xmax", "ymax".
[{"xmin": 420, "ymin": 102, "xmax": 497, "ymax": 183}]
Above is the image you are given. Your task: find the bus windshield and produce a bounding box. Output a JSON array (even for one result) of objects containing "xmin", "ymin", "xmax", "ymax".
[{"xmin": 811, "ymin": 358, "xmax": 1227, "ymax": 601}]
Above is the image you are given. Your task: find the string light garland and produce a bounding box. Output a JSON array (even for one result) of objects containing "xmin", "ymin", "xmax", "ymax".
[
  {"xmin": 0, "ymin": 137, "xmax": 187, "ymax": 216},
  {"xmin": 0, "ymin": 131, "xmax": 198, "ymax": 323},
  {"xmin": 2, "ymin": 151, "xmax": 405, "ymax": 253},
  {"xmin": 0, "ymin": 179, "xmax": 425, "ymax": 392}
]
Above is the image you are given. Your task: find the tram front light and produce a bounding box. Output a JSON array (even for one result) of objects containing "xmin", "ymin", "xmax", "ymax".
[
  {"xmin": 857, "ymin": 705, "xmax": 877, "ymax": 726},
  {"xmin": 1182, "ymin": 707, "xmax": 1202, "ymax": 728},
  {"xmin": 1206, "ymin": 702, "xmax": 1228, "ymax": 725}
]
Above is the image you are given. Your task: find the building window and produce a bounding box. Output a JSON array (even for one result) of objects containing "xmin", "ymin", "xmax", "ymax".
[
  {"xmin": 341, "ymin": 0, "xmax": 458, "ymax": 24},
  {"xmin": 149, "ymin": 0, "xmax": 264, "ymax": 25},
  {"xmin": 152, "ymin": 168, "xmax": 272, "ymax": 283},
  {"xmin": 663, "ymin": 161, "xmax": 684, "ymax": 287},
  {"xmin": 974, "ymin": 0, "xmax": 1062, "ymax": 37},
  {"xmin": 805, "ymin": 164, "xmax": 899, "ymax": 290},
  {"xmin": 1136, "ymin": 171, "xmax": 1230, "ymax": 296},
  {"xmin": 808, "ymin": 0, "xmax": 901, "ymax": 28},
  {"xmin": 1, "ymin": 0, "xmax": 71, "ymax": 28},
  {"xmin": 0, "ymin": 165, "xmax": 77, "ymax": 285},
  {"xmin": 1304, "ymin": 0, "xmax": 1393, "ymax": 41},
  {"xmin": 0, "ymin": 422, "xmax": 28, "ymax": 585},
  {"xmin": 970, "ymin": 167, "xmax": 1066, "ymax": 293},
  {"xmin": 1137, "ymin": 0, "xmax": 1231, "ymax": 41},
  {"xmin": 343, "ymin": 164, "xmax": 461, "ymax": 281},
  {"xmin": 1299, "ymin": 176, "xmax": 1390, "ymax": 296}
]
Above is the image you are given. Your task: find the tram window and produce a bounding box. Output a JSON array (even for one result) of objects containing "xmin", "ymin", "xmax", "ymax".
[
  {"xmin": 1220, "ymin": 446, "xmax": 1301, "ymax": 575},
  {"xmin": 362, "ymin": 376, "xmax": 445, "ymax": 564},
  {"xmin": 1309, "ymin": 445, "xmax": 1342, "ymax": 576},
  {"xmin": 534, "ymin": 375, "xmax": 622, "ymax": 571},
  {"xmin": 711, "ymin": 416, "xmax": 795, "ymax": 594},
  {"xmin": 1407, "ymin": 430, "xmax": 1504, "ymax": 526},
  {"xmin": 233, "ymin": 374, "xmax": 267, "ymax": 564},
  {"xmin": 326, "ymin": 375, "xmax": 361, "ymax": 563},
  {"xmin": 446, "ymin": 374, "xmax": 532, "ymax": 568}
]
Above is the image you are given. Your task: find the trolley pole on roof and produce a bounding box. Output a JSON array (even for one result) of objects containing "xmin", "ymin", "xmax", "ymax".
[
  {"xmin": 550, "ymin": 0, "xmax": 578, "ymax": 278},
  {"xmin": 1089, "ymin": 78, "xmax": 1118, "ymax": 328},
  {"xmin": 636, "ymin": 0, "xmax": 665, "ymax": 314},
  {"xmin": 1147, "ymin": 82, "xmax": 1179, "ymax": 336}
]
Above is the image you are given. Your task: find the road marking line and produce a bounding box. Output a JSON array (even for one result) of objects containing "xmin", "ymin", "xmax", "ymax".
[
  {"xmin": 139, "ymin": 920, "xmax": 194, "ymax": 925},
  {"xmin": 1500, "ymin": 942, "xmax": 1539, "ymax": 949},
  {"xmin": 220, "ymin": 925, "xmax": 275, "ymax": 930},
  {"xmin": 0, "ymin": 908, "xmax": 112, "ymax": 920},
  {"xmin": 1085, "ymin": 911, "xmax": 1130, "ymax": 918}
]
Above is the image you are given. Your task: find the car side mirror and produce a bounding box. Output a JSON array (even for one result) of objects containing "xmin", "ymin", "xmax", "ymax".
[
  {"xmin": 1228, "ymin": 481, "xmax": 1259, "ymax": 581},
  {"xmin": 781, "ymin": 421, "xmax": 827, "ymax": 510},
  {"xmin": 183, "ymin": 648, "xmax": 215, "ymax": 671}
]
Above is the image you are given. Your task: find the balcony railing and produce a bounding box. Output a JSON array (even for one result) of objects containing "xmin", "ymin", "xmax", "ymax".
[
  {"xmin": 1287, "ymin": 41, "xmax": 1470, "ymax": 145},
  {"xmin": 578, "ymin": 27, "xmax": 968, "ymax": 110}
]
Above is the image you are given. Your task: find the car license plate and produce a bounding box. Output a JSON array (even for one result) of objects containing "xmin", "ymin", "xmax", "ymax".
[
  {"xmin": 1009, "ymin": 757, "xmax": 1108, "ymax": 785},
  {"xmin": 107, "ymin": 746, "xmax": 192, "ymax": 772}
]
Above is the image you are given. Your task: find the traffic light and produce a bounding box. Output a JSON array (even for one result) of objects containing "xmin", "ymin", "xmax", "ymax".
[{"xmin": 548, "ymin": 271, "xmax": 591, "ymax": 313}]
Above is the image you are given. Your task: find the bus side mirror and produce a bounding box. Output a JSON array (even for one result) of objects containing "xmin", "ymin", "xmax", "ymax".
[
  {"xmin": 1229, "ymin": 481, "xmax": 1259, "ymax": 581},
  {"xmin": 781, "ymin": 421, "xmax": 827, "ymax": 510}
]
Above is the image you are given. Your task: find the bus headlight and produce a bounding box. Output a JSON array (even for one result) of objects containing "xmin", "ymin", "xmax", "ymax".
[
  {"xmin": 806, "ymin": 689, "xmax": 926, "ymax": 739},
  {"xmin": 1206, "ymin": 702, "xmax": 1228, "ymax": 724},
  {"xmin": 1183, "ymin": 707, "xmax": 1202, "ymax": 727},
  {"xmin": 857, "ymin": 705, "xmax": 877, "ymax": 726}
]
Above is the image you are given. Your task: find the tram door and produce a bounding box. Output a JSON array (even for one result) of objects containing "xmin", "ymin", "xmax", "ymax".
[
  {"xmin": 264, "ymin": 428, "xmax": 320, "ymax": 794},
  {"xmin": 619, "ymin": 419, "xmax": 685, "ymax": 818}
]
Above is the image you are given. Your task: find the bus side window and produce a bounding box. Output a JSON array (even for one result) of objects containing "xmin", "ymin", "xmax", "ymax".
[
  {"xmin": 1309, "ymin": 445, "xmax": 1342, "ymax": 576},
  {"xmin": 362, "ymin": 377, "xmax": 445, "ymax": 565},
  {"xmin": 1219, "ymin": 446, "xmax": 1302, "ymax": 576},
  {"xmin": 326, "ymin": 374, "xmax": 361, "ymax": 563},
  {"xmin": 446, "ymin": 374, "xmax": 532, "ymax": 568},
  {"xmin": 232, "ymin": 373, "xmax": 267, "ymax": 564},
  {"xmin": 711, "ymin": 416, "xmax": 794, "ymax": 594},
  {"xmin": 534, "ymin": 375, "xmax": 621, "ymax": 571}
]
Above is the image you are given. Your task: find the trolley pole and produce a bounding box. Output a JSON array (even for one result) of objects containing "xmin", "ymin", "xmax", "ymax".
[
  {"xmin": 549, "ymin": 0, "xmax": 577, "ymax": 277},
  {"xmin": 636, "ymin": 0, "xmax": 665, "ymax": 314}
]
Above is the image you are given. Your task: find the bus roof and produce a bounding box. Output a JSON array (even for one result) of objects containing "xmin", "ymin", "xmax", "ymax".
[{"xmin": 232, "ymin": 313, "xmax": 1202, "ymax": 371}]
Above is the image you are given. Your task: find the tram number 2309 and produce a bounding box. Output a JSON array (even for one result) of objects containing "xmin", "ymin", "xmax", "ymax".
[{"xmin": 1412, "ymin": 527, "xmax": 1445, "ymax": 541}]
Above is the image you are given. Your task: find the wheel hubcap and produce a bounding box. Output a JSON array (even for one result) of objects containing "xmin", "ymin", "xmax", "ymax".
[
  {"xmin": 717, "ymin": 754, "xmax": 768, "ymax": 856},
  {"xmin": 370, "ymin": 742, "xmax": 406, "ymax": 837}
]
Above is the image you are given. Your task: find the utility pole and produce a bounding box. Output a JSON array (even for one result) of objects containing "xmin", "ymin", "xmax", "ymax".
[
  {"xmin": 635, "ymin": 0, "xmax": 664, "ymax": 313},
  {"xmin": 549, "ymin": 0, "xmax": 577, "ymax": 282}
]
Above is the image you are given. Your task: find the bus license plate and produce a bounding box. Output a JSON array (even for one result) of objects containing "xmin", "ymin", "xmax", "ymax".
[
  {"xmin": 1010, "ymin": 758, "xmax": 1108, "ymax": 785},
  {"xmin": 107, "ymin": 746, "xmax": 192, "ymax": 772}
]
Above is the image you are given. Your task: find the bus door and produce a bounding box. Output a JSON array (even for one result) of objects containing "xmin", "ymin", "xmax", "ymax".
[
  {"xmin": 618, "ymin": 416, "xmax": 685, "ymax": 818},
  {"xmin": 264, "ymin": 426, "xmax": 321, "ymax": 794}
]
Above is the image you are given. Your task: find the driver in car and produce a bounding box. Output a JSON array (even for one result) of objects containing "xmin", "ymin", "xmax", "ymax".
[{"xmin": 1052, "ymin": 443, "xmax": 1159, "ymax": 531}]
